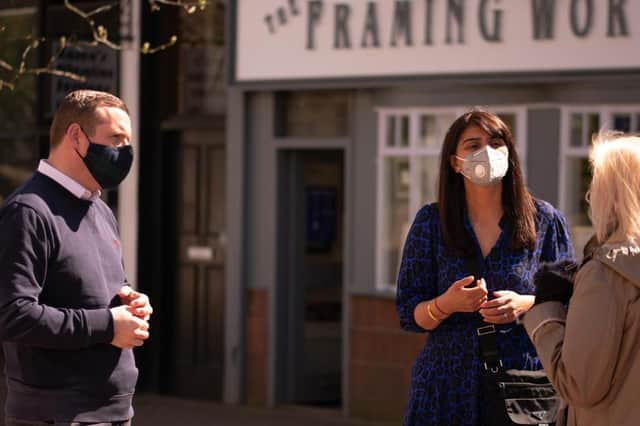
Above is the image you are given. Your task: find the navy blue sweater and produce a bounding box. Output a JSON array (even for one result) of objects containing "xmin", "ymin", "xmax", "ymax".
[{"xmin": 0, "ymin": 173, "xmax": 137, "ymax": 422}]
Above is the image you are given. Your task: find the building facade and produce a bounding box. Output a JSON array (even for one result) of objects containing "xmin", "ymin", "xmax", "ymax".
[
  {"xmin": 226, "ymin": 0, "xmax": 640, "ymax": 420},
  {"xmin": 3, "ymin": 0, "xmax": 640, "ymax": 422}
]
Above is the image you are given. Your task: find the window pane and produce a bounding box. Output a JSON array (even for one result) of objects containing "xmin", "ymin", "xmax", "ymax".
[
  {"xmin": 613, "ymin": 114, "xmax": 631, "ymax": 132},
  {"xmin": 587, "ymin": 114, "xmax": 600, "ymax": 145},
  {"xmin": 0, "ymin": 11, "xmax": 37, "ymax": 131},
  {"xmin": 399, "ymin": 116, "xmax": 409, "ymax": 147},
  {"xmin": 0, "ymin": 10, "xmax": 39, "ymax": 203},
  {"xmin": 419, "ymin": 156, "xmax": 439, "ymax": 207},
  {"xmin": 419, "ymin": 115, "xmax": 436, "ymax": 147},
  {"xmin": 382, "ymin": 157, "xmax": 409, "ymax": 286},
  {"xmin": 386, "ymin": 116, "xmax": 396, "ymax": 147},
  {"xmin": 570, "ymin": 113, "xmax": 583, "ymax": 147},
  {"xmin": 438, "ymin": 114, "xmax": 455, "ymax": 146},
  {"xmin": 419, "ymin": 114, "xmax": 455, "ymax": 148},
  {"xmin": 498, "ymin": 113, "xmax": 516, "ymax": 140},
  {"xmin": 564, "ymin": 157, "xmax": 592, "ymax": 228}
]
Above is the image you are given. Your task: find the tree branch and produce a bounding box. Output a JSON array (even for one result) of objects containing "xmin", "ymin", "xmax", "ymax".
[
  {"xmin": 0, "ymin": 0, "xmax": 210, "ymax": 91},
  {"xmin": 149, "ymin": 0, "xmax": 209, "ymax": 14}
]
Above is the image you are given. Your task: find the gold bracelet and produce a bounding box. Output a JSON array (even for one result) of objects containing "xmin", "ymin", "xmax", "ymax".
[
  {"xmin": 426, "ymin": 303, "xmax": 441, "ymax": 322},
  {"xmin": 433, "ymin": 297, "xmax": 450, "ymax": 316}
]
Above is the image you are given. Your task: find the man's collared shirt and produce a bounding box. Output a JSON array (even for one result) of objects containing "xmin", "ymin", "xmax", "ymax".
[{"xmin": 37, "ymin": 160, "xmax": 101, "ymax": 201}]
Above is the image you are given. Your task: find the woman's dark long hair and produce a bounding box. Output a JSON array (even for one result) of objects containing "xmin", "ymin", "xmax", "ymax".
[{"xmin": 437, "ymin": 110, "xmax": 537, "ymax": 255}]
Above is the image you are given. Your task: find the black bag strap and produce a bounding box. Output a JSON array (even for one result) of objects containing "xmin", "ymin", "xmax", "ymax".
[
  {"xmin": 464, "ymin": 254, "xmax": 504, "ymax": 372},
  {"xmin": 477, "ymin": 324, "xmax": 503, "ymax": 372}
]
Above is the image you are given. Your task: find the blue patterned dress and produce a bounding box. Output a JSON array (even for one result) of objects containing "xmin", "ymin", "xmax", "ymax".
[{"xmin": 396, "ymin": 200, "xmax": 574, "ymax": 426}]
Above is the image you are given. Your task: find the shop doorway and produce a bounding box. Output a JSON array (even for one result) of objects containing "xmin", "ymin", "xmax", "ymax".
[
  {"xmin": 164, "ymin": 129, "xmax": 226, "ymax": 399},
  {"xmin": 276, "ymin": 150, "xmax": 344, "ymax": 408}
]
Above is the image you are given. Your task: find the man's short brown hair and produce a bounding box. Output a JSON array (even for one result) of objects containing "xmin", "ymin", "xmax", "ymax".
[{"xmin": 50, "ymin": 90, "xmax": 129, "ymax": 148}]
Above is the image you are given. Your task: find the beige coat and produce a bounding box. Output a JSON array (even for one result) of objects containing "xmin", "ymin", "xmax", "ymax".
[{"xmin": 524, "ymin": 241, "xmax": 640, "ymax": 426}]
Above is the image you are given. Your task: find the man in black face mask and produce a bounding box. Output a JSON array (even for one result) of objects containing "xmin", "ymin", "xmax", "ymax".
[{"xmin": 0, "ymin": 90, "xmax": 152, "ymax": 426}]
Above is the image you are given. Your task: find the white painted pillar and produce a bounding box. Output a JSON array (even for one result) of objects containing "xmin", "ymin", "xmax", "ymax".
[{"xmin": 118, "ymin": 0, "xmax": 140, "ymax": 287}]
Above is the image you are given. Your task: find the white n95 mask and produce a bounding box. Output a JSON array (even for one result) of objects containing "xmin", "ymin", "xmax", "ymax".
[{"xmin": 456, "ymin": 145, "xmax": 509, "ymax": 186}]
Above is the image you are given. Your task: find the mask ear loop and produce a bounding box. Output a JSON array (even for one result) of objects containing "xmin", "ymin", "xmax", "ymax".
[{"xmin": 453, "ymin": 155, "xmax": 473, "ymax": 180}]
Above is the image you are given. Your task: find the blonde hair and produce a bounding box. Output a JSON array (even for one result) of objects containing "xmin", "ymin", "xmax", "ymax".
[{"xmin": 588, "ymin": 132, "xmax": 640, "ymax": 243}]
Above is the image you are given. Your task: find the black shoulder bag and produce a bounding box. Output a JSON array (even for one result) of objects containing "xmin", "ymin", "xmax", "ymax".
[
  {"xmin": 477, "ymin": 323, "xmax": 563, "ymax": 425},
  {"xmin": 466, "ymin": 255, "xmax": 564, "ymax": 426}
]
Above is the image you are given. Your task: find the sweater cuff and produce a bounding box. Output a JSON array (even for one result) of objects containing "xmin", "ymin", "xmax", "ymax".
[
  {"xmin": 85, "ymin": 308, "xmax": 115, "ymax": 345},
  {"xmin": 522, "ymin": 301, "xmax": 566, "ymax": 341}
]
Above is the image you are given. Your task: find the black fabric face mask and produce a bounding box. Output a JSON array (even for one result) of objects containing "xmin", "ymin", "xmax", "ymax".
[{"xmin": 77, "ymin": 130, "xmax": 134, "ymax": 189}]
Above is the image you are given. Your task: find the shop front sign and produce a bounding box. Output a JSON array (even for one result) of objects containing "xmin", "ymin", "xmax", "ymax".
[{"xmin": 233, "ymin": 0, "xmax": 640, "ymax": 82}]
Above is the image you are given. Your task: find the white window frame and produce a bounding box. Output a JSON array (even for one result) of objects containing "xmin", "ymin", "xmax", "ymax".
[
  {"xmin": 375, "ymin": 106, "xmax": 527, "ymax": 292},
  {"xmin": 559, "ymin": 105, "xmax": 640, "ymax": 258}
]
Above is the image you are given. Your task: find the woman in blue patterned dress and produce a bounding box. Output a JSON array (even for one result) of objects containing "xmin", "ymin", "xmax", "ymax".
[{"xmin": 396, "ymin": 110, "xmax": 574, "ymax": 425}]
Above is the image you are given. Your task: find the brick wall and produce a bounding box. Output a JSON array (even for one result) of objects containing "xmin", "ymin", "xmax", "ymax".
[
  {"xmin": 243, "ymin": 290, "xmax": 427, "ymax": 419},
  {"xmin": 350, "ymin": 295, "xmax": 425, "ymax": 421},
  {"xmin": 245, "ymin": 288, "xmax": 268, "ymax": 405}
]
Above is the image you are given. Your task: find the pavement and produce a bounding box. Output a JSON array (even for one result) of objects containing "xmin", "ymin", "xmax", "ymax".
[
  {"xmin": 0, "ymin": 388, "xmax": 395, "ymax": 426},
  {"xmin": 0, "ymin": 375, "xmax": 396, "ymax": 426},
  {"xmin": 131, "ymin": 394, "xmax": 396, "ymax": 426}
]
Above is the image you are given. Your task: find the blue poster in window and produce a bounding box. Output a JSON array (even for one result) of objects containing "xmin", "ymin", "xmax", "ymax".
[
  {"xmin": 614, "ymin": 115, "xmax": 631, "ymax": 132},
  {"xmin": 306, "ymin": 186, "xmax": 337, "ymax": 252}
]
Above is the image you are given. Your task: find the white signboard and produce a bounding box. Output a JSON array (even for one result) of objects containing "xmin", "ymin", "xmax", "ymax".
[
  {"xmin": 234, "ymin": 0, "xmax": 640, "ymax": 82},
  {"xmin": 187, "ymin": 245, "xmax": 214, "ymax": 262}
]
